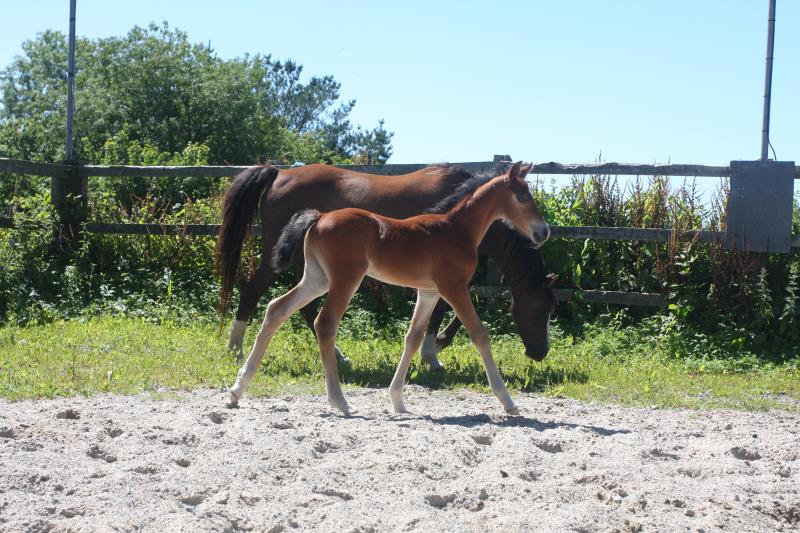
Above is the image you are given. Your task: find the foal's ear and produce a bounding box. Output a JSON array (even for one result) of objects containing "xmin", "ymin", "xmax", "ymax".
[
  {"xmin": 506, "ymin": 161, "xmax": 523, "ymax": 183},
  {"xmin": 519, "ymin": 162, "xmax": 533, "ymax": 177},
  {"xmin": 545, "ymin": 273, "xmax": 559, "ymax": 287}
]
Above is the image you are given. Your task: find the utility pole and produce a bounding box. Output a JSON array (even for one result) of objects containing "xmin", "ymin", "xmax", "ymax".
[
  {"xmin": 760, "ymin": 0, "xmax": 776, "ymax": 160},
  {"xmin": 52, "ymin": 0, "xmax": 87, "ymax": 246},
  {"xmin": 726, "ymin": 0, "xmax": 794, "ymax": 256},
  {"xmin": 65, "ymin": 0, "xmax": 77, "ymax": 161}
]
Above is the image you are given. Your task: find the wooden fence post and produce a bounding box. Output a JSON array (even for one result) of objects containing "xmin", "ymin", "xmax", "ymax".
[{"xmin": 51, "ymin": 161, "xmax": 88, "ymax": 245}]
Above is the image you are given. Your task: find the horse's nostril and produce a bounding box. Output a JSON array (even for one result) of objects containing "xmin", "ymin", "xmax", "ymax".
[{"xmin": 534, "ymin": 225, "xmax": 551, "ymax": 244}]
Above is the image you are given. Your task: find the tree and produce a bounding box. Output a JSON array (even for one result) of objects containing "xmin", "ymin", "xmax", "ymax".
[{"xmin": 0, "ymin": 23, "xmax": 392, "ymax": 166}]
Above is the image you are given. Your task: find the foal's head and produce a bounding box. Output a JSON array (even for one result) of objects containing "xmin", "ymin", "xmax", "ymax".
[{"xmin": 496, "ymin": 162, "xmax": 550, "ymax": 248}]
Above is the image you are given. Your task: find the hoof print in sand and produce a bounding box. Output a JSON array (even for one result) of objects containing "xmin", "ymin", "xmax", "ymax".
[
  {"xmin": 208, "ymin": 411, "xmax": 227, "ymax": 424},
  {"xmin": 644, "ymin": 448, "xmax": 680, "ymax": 461},
  {"xmin": 730, "ymin": 446, "xmax": 761, "ymax": 461},
  {"xmin": 312, "ymin": 487, "xmax": 353, "ymax": 500},
  {"xmin": 131, "ymin": 464, "xmax": 160, "ymax": 475},
  {"xmin": 104, "ymin": 427, "xmax": 123, "ymax": 438},
  {"xmin": 180, "ymin": 491, "xmax": 207, "ymax": 506},
  {"xmin": 533, "ymin": 439, "xmax": 563, "ymax": 453},
  {"xmin": 56, "ymin": 409, "xmax": 80, "ymax": 420},
  {"xmin": 239, "ymin": 491, "xmax": 262, "ymax": 506},
  {"xmin": 470, "ymin": 434, "xmax": 492, "ymax": 446},
  {"xmin": 425, "ymin": 493, "xmax": 456, "ymax": 509},
  {"xmin": 60, "ymin": 507, "xmax": 85, "ymax": 518},
  {"xmin": 87, "ymin": 444, "xmax": 117, "ymax": 463}
]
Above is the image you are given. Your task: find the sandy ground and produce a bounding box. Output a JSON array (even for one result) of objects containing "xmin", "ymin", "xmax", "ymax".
[{"xmin": 1, "ymin": 387, "xmax": 798, "ymax": 532}]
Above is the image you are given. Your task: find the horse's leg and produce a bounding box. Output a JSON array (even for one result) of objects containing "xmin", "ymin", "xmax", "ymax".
[
  {"xmin": 228, "ymin": 258, "xmax": 328, "ymax": 406},
  {"xmin": 298, "ymin": 300, "xmax": 348, "ymax": 363},
  {"xmin": 229, "ymin": 258, "xmax": 278, "ymax": 357},
  {"xmin": 440, "ymin": 286, "xmax": 519, "ymax": 415},
  {"xmin": 435, "ymin": 315, "xmax": 463, "ymax": 352},
  {"xmin": 420, "ymin": 299, "xmax": 448, "ymax": 370},
  {"xmin": 314, "ymin": 277, "xmax": 362, "ymax": 416},
  {"xmin": 389, "ymin": 290, "xmax": 440, "ymax": 413}
]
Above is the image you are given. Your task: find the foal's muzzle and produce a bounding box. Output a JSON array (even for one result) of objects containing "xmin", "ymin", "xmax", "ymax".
[{"xmin": 531, "ymin": 222, "xmax": 551, "ymax": 248}]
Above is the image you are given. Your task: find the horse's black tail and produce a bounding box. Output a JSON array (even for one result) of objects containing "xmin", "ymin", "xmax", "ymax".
[
  {"xmin": 270, "ymin": 210, "xmax": 321, "ymax": 272},
  {"xmin": 214, "ymin": 165, "xmax": 280, "ymax": 318}
]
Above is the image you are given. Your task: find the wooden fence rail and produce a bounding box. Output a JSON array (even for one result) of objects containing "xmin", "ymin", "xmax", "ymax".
[
  {"xmin": 3, "ymin": 157, "xmax": 800, "ymax": 308},
  {"xmin": 4, "ymin": 158, "xmax": 800, "ymax": 178}
]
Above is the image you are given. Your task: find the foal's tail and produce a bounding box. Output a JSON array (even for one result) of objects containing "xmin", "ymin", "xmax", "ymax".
[
  {"xmin": 271, "ymin": 210, "xmax": 321, "ymax": 272},
  {"xmin": 214, "ymin": 165, "xmax": 280, "ymax": 318}
]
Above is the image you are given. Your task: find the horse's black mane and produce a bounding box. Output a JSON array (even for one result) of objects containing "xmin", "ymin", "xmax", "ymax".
[
  {"xmin": 424, "ymin": 164, "xmax": 505, "ymax": 214},
  {"xmin": 494, "ymin": 227, "xmax": 547, "ymax": 288}
]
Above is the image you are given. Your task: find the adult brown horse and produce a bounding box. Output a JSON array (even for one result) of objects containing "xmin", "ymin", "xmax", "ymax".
[
  {"xmin": 215, "ymin": 161, "xmax": 556, "ymax": 367},
  {"xmin": 228, "ymin": 162, "xmax": 551, "ymax": 415}
]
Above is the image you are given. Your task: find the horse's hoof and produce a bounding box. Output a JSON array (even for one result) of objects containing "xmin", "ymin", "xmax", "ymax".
[
  {"xmin": 420, "ymin": 334, "xmax": 443, "ymax": 369},
  {"xmin": 420, "ymin": 352, "xmax": 444, "ymax": 371},
  {"xmin": 227, "ymin": 390, "xmax": 240, "ymax": 408},
  {"xmin": 329, "ymin": 399, "xmax": 352, "ymax": 417},
  {"xmin": 392, "ymin": 402, "xmax": 408, "ymax": 414},
  {"xmin": 334, "ymin": 347, "xmax": 350, "ymax": 364},
  {"xmin": 428, "ymin": 360, "xmax": 444, "ymax": 371},
  {"xmin": 505, "ymin": 405, "xmax": 521, "ymax": 416}
]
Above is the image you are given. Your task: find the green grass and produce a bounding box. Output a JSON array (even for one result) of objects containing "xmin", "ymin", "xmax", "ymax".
[{"xmin": 1, "ymin": 316, "xmax": 798, "ymax": 411}]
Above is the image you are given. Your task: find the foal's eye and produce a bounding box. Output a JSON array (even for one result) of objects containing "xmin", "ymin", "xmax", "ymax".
[{"xmin": 516, "ymin": 194, "xmax": 529, "ymax": 203}]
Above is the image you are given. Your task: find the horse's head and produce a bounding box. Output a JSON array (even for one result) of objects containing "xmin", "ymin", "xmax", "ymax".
[
  {"xmin": 511, "ymin": 272, "xmax": 559, "ymax": 361},
  {"xmin": 499, "ymin": 162, "xmax": 550, "ymax": 248}
]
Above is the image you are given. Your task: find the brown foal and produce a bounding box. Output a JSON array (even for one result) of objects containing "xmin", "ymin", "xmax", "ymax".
[{"xmin": 227, "ymin": 162, "xmax": 549, "ymax": 415}]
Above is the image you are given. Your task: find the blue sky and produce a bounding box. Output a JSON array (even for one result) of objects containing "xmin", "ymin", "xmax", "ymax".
[{"xmin": 1, "ymin": 1, "xmax": 798, "ymax": 171}]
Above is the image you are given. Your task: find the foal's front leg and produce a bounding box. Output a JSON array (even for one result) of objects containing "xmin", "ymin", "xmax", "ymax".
[
  {"xmin": 389, "ymin": 290, "xmax": 440, "ymax": 413},
  {"xmin": 441, "ymin": 286, "xmax": 519, "ymax": 415}
]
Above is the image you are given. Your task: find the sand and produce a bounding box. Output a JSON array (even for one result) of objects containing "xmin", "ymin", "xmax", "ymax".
[{"xmin": 1, "ymin": 386, "xmax": 798, "ymax": 532}]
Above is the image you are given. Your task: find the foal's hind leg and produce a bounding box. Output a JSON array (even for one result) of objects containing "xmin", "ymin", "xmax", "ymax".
[
  {"xmin": 389, "ymin": 290, "xmax": 440, "ymax": 413},
  {"xmin": 291, "ymin": 253, "xmax": 349, "ymax": 363},
  {"xmin": 314, "ymin": 276, "xmax": 363, "ymax": 416},
  {"xmin": 228, "ymin": 260, "xmax": 328, "ymax": 406},
  {"xmin": 440, "ymin": 286, "xmax": 518, "ymax": 415}
]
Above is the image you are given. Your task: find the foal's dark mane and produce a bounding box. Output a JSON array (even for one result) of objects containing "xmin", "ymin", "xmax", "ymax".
[{"xmin": 425, "ymin": 164, "xmax": 505, "ymax": 215}]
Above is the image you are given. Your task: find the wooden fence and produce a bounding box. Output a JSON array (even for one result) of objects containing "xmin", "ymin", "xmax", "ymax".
[{"xmin": 2, "ymin": 156, "xmax": 799, "ymax": 308}]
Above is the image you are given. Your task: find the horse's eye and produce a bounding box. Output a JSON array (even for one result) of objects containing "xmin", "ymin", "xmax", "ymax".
[{"xmin": 516, "ymin": 194, "xmax": 529, "ymax": 203}]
